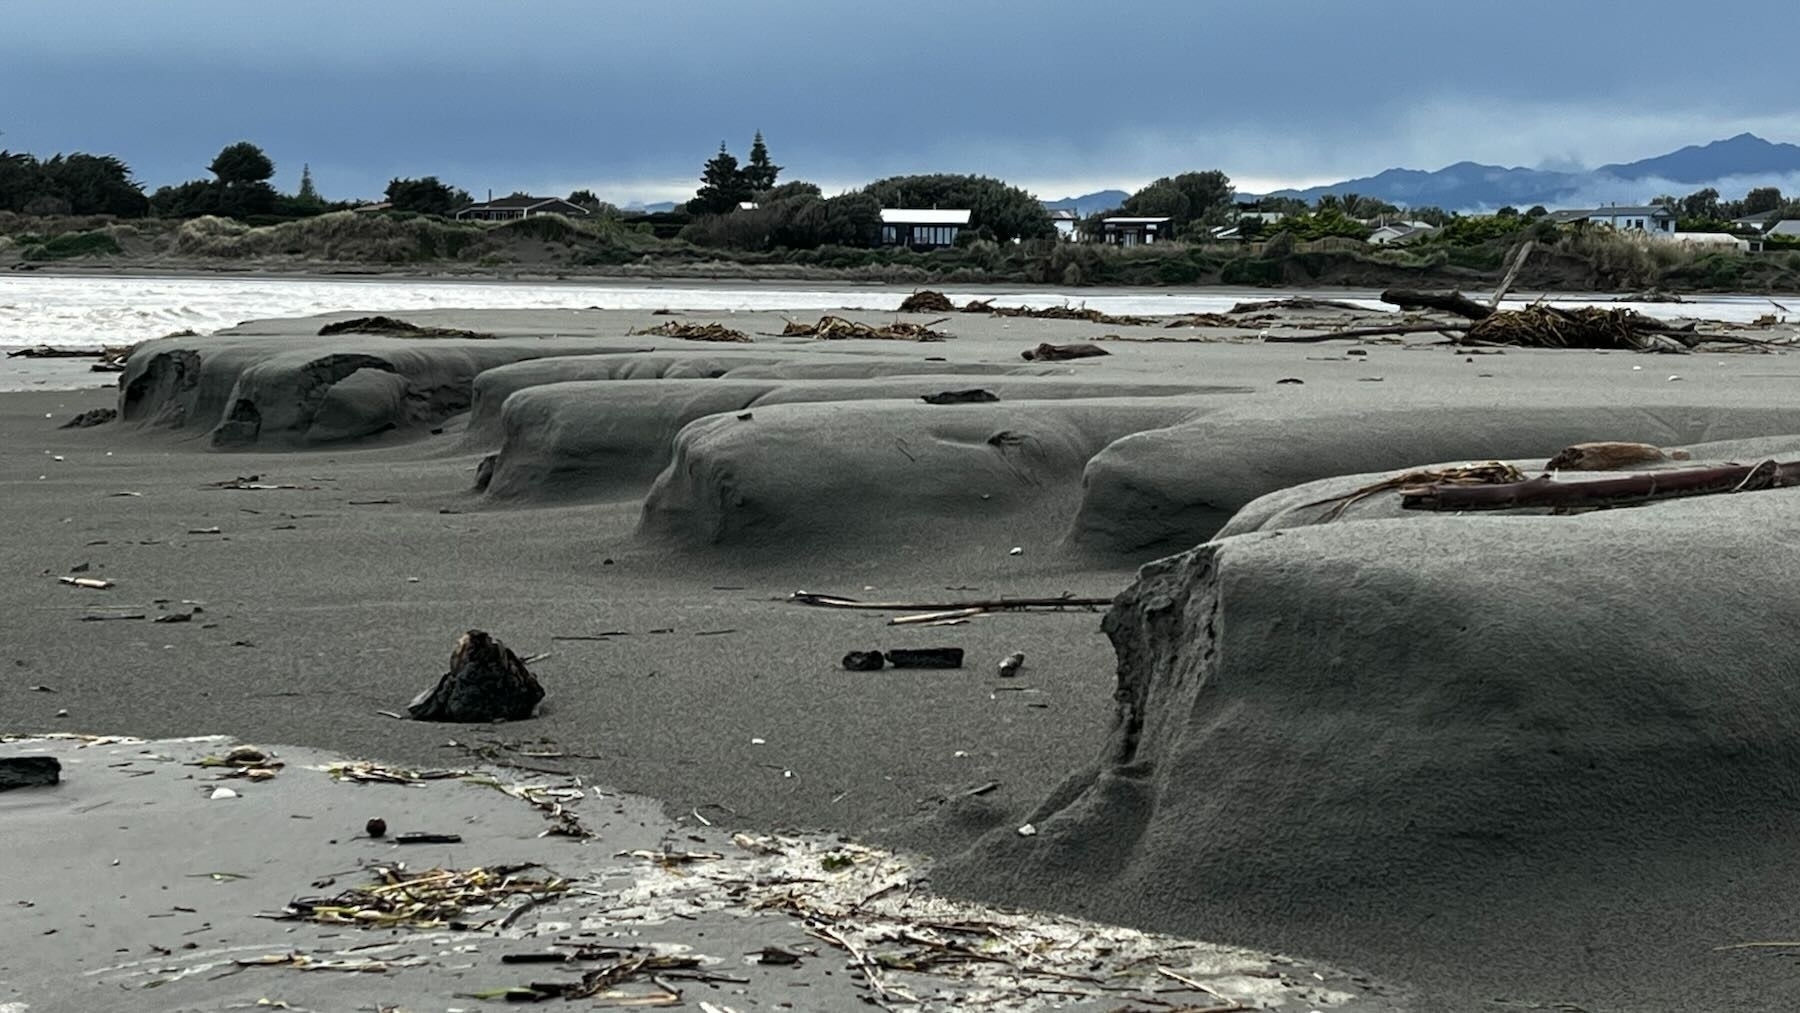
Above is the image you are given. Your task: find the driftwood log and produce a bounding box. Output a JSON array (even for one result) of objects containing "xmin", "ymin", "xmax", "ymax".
[
  {"xmin": 0, "ymin": 756, "xmax": 61, "ymax": 791},
  {"xmin": 1401, "ymin": 459, "xmax": 1800, "ymax": 513},
  {"xmin": 408, "ymin": 629, "xmax": 545, "ymax": 722},
  {"xmin": 1022, "ymin": 342, "xmax": 1109, "ymax": 362},
  {"xmin": 1379, "ymin": 289, "xmax": 1496, "ymax": 321}
]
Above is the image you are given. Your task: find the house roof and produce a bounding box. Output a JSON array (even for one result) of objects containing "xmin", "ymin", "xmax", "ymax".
[
  {"xmin": 1733, "ymin": 209, "xmax": 1782, "ymax": 225},
  {"xmin": 1563, "ymin": 205, "xmax": 1674, "ymax": 219},
  {"xmin": 1048, "ymin": 209, "xmax": 1080, "ymax": 221},
  {"xmin": 459, "ymin": 196, "xmax": 589, "ymax": 213},
  {"xmin": 1767, "ymin": 220, "xmax": 1800, "ymax": 237},
  {"xmin": 880, "ymin": 209, "xmax": 971, "ymax": 226},
  {"xmin": 1103, "ymin": 217, "xmax": 1173, "ymax": 225}
]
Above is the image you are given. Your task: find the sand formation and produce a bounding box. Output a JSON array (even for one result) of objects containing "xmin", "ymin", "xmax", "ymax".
[{"xmin": 50, "ymin": 296, "xmax": 1800, "ymax": 1007}]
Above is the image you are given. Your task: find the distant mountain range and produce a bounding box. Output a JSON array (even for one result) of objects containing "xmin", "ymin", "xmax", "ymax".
[
  {"xmin": 1252, "ymin": 133, "xmax": 1800, "ymax": 212},
  {"xmin": 1041, "ymin": 190, "xmax": 1128, "ymax": 216}
]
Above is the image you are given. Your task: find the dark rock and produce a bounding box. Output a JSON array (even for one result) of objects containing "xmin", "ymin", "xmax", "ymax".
[
  {"xmin": 1020, "ymin": 342, "xmax": 1109, "ymax": 362},
  {"xmin": 841, "ymin": 650, "xmax": 886, "ymax": 671},
  {"xmin": 58, "ymin": 408, "xmax": 117, "ymax": 429},
  {"xmin": 0, "ymin": 756, "xmax": 61, "ymax": 791},
  {"xmin": 408, "ymin": 630, "xmax": 545, "ymax": 722}
]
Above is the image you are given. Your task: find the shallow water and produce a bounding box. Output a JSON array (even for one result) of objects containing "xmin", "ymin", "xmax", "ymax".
[{"xmin": 4, "ymin": 272, "xmax": 1794, "ymax": 353}]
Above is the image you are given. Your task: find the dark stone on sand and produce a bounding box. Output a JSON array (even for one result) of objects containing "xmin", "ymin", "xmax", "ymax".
[
  {"xmin": 408, "ymin": 629, "xmax": 545, "ymax": 723},
  {"xmin": 841, "ymin": 651, "xmax": 886, "ymax": 671},
  {"xmin": 58, "ymin": 408, "xmax": 117, "ymax": 429},
  {"xmin": 921, "ymin": 388, "xmax": 1000, "ymax": 405},
  {"xmin": 884, "ymin": 647, "xmax": 963, "ymax": 669},
  {"xmin": 0, "ymin": 756, "xmax": 61, "ymax": 791}
]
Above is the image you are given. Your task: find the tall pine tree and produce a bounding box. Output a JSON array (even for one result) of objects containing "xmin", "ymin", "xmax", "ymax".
[
  {"xmin": 742, "ymin": 131, "xmax": 781, "ymax": 193},
  {"xmin": 688, "ymin": 142, "xmax": 752, "ymax": 215},
  {"xmin": 297, "ymin": 163, "xmax": 321, "ymax": 204}
]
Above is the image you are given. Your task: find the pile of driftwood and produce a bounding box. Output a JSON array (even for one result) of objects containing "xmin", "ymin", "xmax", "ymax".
[
  {"xmin": 897, "ymin": 289, "xmax": 956, "ymax": 313},
  {"xmin": 318, "ymin": 316, "xmax": 495, "ymax": 339},
  {"xmin": 959, "ymin": 298, "xmax": 1160, "ymax": 327},
  {"xmin": 781, "ymin": 315, "xmax": 951, "ymax": 342},
  {"xmin": 1263, "ymin": 287, "xmax": 1784, "ymax": 352},
  {"xmin": 629, "ymin": 320, "xmax": 750, "ymax": 342}
]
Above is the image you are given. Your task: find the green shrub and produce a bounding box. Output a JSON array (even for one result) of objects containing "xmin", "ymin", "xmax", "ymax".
[
  {"xmin": 21, "ymin": 230, "xmax": 123, "ymax": 260},
  {"xmin": 1155, "ymin": 255, "xmax": 1203, "ymax": 284}
]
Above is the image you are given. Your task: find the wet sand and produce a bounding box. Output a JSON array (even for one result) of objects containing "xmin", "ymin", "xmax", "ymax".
[{"xmin": 8, "ymin": 299, "xmax": 1800, "ymax": 1010}]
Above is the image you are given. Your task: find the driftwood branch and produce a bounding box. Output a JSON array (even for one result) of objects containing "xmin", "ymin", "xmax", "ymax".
[
  {"xmin": 789, "ymin": 591, "xmax": 1111, "ymax": 612},
  {"xmin": 1488, "ymin": 240, "xmax": 1536, "ymax": 309},
  {"xmin": 1260, "ymin": 322, "xmax": 1468, "ymax": 344},
  {"xmin": 1401, "ymin": 459, "xmax": 1800, "ymax": 512},
  {"xmin": 1379, "ymin": 289, "xmax": 1495, "ymax": 321}
]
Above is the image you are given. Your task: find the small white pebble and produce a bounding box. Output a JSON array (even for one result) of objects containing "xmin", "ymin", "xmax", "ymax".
[
  {"xmin": 52, "ymin": 455, "xmax": 64, "ymax": 462},
  {"xmin": 1667, "ymin": 375, "xmax": 1682, "ymax": 382},
  {"xmin": 751, "ymin": 737, "xmax": 765, "ymax": 745},
  {"xmin": 954, "ymin": 750, "xmax": 969, "ymax": 758},
  {"xmin": 1017, "ymin": 823, "xmax": 1037, "ymax": 837},
  {"xmin": 1008, "ymin": 546, "xmax": 1023, "ymax": 556},
  {"xmin": 1632, "ymin": 365, "xmax": 1642, "ymax": 371},
  {"xmin": 209, "ymin": 787, "xmax": 239, "ymax": 800},
  {"xmin": 55, "ymin": 708, "xmax": 69, "ymax": 718},
  {"xmin": 405, "ymin": 577, "xmax": 420, "ymax": 583}
]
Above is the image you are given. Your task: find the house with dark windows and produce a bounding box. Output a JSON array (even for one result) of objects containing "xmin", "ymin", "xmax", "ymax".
[
  {"xmin": 1100, "ymin": 216, "xmax": 1174, "ymax": 246},
  {"xmin": 877, "ymin": 208, "xmax": 970, "ymax": 249},
  {"xmin": 454, "ymin": 195, "xmax": 592, "ymax": 222}
]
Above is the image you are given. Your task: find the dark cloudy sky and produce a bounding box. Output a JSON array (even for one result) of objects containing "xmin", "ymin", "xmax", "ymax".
[{"xmin": 5, "ymin": 0, "xmax": 1798, "ymax": 205}]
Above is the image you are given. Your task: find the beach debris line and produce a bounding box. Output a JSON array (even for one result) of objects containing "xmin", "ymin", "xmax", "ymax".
[
  {"xmin": 318, "ymin": 759, "xmax": 470, "ymax": 784},
  {"xmin": 408, "ymin": 629, "xmax": 545, "ymax": 723},
  {"xmin": 1020, "ymin": 341, "xmax": 1109, "ymax": 362},
  {"xmin": 1401, "ymin": 457, "xmax": 1800, "ymax": 513},
  {"xmin": 629, "ymin": 320, "xmax": 752, "ymax": 342},
  {"xmin": 267, "ymin": 861, "xmax": 570, "ymax": 930},
  {"xmin": 316, "ymin": 316, "xmax": 496, "ymax": 339},
  {"xmin": 961, "ymin": 298, "xmax": 1162, "ymax": 326},
  {"xmin": 584, "ymin": 831, "xmax": 1287, "ymax": 1011},
  {"xmin": 780, "ymin": 315, "xmax": 952, "ymax": 341},
  {"xmin": 1378, "ymin": 287, "xmax": 1783, "ymax": 352}
]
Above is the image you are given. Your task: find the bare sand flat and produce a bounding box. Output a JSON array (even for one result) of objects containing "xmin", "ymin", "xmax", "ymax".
[{"xmin": 8, "ymin": 298, "xmax": 1800, "ymax": 1010}]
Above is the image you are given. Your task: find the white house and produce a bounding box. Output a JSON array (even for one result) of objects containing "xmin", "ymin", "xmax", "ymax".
[
  {"xmin": 1101, "ymin": 216, "xmax": 1174, "ymax": 246},
  {"xmin": 454, "ymin": 196, "xmax": 592, "ymax": 222},
  {"xmin": 1048, "ymin": 208, "xmax": 1080, "ymax": 240},
  {"xmin": 1549, "ymin": 205, "xmax": 1676, "ymax": 234},
  {"xmin": 1368, "ymin": 222, "xmax": 1439, "ymax": 245},
  {"xmin": 877, "ymin": 208, "xmax": 971, "ymax": 249}
]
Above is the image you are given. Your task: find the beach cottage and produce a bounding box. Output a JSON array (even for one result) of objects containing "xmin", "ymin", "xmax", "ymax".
[
  {"xmin": 455, "ymin": 196, "xmax": 592, "ymax": 222},
  {"xmin": 1100, "ymin": 216, "xmax": 1174, "ymax": 246},
  {"xmin": 1549, "ymin": 205, "xmax": 1676, "ymax": 234},
  {"xmin": 877, "ymin": 209, "xmax": 971, "ymax": 249}
]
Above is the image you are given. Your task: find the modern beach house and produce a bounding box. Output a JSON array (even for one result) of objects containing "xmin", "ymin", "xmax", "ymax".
[
  {"xmin": 877, "ymin": 209, "xmax": 971, "ymax": 249},
  {"xmin": 1100, "ymin": 216, "xmax": 1174, "ymax": 246},
  {"xmin": 454, "ymin": 196, "xmax": 593, "ymax": 222},
  {"xmin": 1548, "ymin": 205, "xmax": 1676, "ymax": 234}
]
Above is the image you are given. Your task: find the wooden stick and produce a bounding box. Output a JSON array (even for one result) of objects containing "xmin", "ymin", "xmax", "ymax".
[
  {"xmin": 1260, "ymin": 322, "xmax": 1468, "ymax": 344},
  {"xmin": 790, "ymin": 591, "xmax": 1111, "ymax": 612},
  {"xmin": 1489, "ymin": 239, "xmax": 1536, "ymax": 309},
  {"xmin": 1401, "ymin": 459, "xmax": 1800, "ymax": 512}
]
